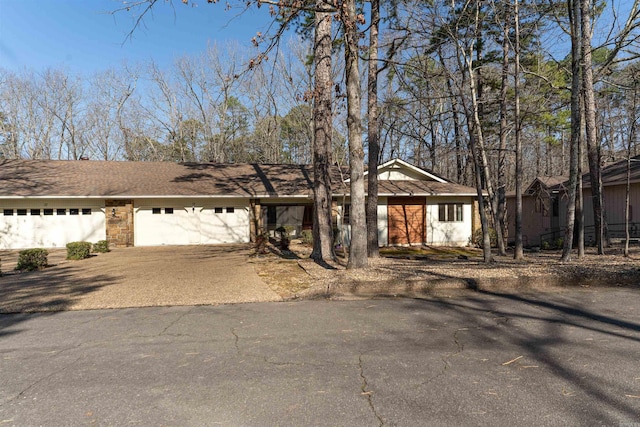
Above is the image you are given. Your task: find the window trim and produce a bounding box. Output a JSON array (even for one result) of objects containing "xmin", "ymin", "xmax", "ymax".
[{"xmin": 438, "ymin": 203, "xmax": 464, "ymax": 222}]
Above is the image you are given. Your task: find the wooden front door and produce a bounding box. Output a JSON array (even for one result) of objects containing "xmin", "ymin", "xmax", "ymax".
[{"xmin": 388, "ymin": 197, "xmax": 426, "ymax": 245}]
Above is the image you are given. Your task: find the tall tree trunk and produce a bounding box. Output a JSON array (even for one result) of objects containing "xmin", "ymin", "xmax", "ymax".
[
  {"xmin": 577, "ymin": 122, "xmax": 585, "ymax": 257},
  {"xmin": 471, "ymin": 0, "xmax": 505, "ymax": 257},
  {"xmin": 366, "ymin": 0, "xmax": 380, "ymax": 258},
  {"xmin": 514, "ymin": 0, "xmax": 524, "ymax": 260},
  {"xmin": 580, "ymin": 0, "xmax": 606, "ymax": 254},
  {"xmin": 498, "ymin": 3, "xmax": 511, "ymax": 257},
  {"xmin": 343, "ymin": 0, "xmax": 368, "ymax": 269},
  {"xmin": 561, "ymin": 0, "xmax": 582, "ymax": 261},
  {"xmin": 310, "ymin": 2, "xmax": 336, "ymax": 262}
]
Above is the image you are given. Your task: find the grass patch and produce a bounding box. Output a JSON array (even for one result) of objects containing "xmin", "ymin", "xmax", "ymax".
[{"xmin": 380, "ymin": 246, "xmax": 481, "ymax": 259}]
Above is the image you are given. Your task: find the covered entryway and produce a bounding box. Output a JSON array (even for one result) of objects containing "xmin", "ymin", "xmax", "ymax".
[
  {"xmin": 135, "ymin": 200, "xmax": 250, "ymax": 246},
  {"xmin": 387, "ymin": 197, "xmax": 426, "ymax": 245}
]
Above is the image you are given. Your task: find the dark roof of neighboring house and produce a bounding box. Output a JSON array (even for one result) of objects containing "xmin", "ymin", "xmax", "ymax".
[
  {"xmin": 0, "ymin": 159, "xmax": 478, "ymax": 199},
  {"xmin": 583, "ymin": 154, "xmax": 640, "ymax": 187}
]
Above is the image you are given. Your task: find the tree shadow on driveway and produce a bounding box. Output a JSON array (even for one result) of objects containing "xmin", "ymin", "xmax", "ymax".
[{"xmin": 0, "ymin": 265, "xmax": 119, "ymax": 338}]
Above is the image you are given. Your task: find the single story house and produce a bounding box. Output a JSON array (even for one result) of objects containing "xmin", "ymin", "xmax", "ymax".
[
  {"xmin": 0, "ymin": 158, "xmax": 480, "ymax": 250},
  {"xmin": 506, "ymin": 155, "xmax": 640, "ymax": 246}
]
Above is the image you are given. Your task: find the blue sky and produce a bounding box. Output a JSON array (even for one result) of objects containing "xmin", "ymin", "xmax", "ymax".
[{"xmin": 0, "ymin": 0, "xmax": 278, "ymax": 74}]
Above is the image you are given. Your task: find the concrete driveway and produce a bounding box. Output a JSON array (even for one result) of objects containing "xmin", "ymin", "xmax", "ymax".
[{"xmin": 0, "ymin": 245, "xmax": 281, "ymax": 313}]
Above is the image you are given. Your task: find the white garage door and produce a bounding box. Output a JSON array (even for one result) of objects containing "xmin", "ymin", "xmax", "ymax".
[
  {"xmin": 135, "ymin": 204, "xmax": 250, "ymax": 246},
  {"xmin": 0, "ymin": 205, "xmax": 106, "ymax": 249}
]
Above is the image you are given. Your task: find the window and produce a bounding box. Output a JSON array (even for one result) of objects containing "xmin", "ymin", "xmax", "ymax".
[
  {"xmin": 3, "ymin": 209, "xmax": 13, "ymax": 216},
  {"xmin": 56, "ymin": 209, "xmax": 66, "ymax": 215},
  {"xmin": 438, "ymin": 203, "xmax": 463, "ymax": 222},
  {"xmin": 17, "ymin": 209, "xmax": 27, "ymax": 216},
  {"xmin": 164, "ymin": 208, "xmax": 174, "ymax": 214},
  {"xmin": 226, "ymin": 207, "xmax": 234, "ymax": 213},
  {"xmin": 69, "ymin": 208, "xmax": 79, "ymax": 215},
  {"xmin": 44, "ymin": 209, "xmax": 53, "ymax": 216},
  {"xmin": 214, "ymin": 207, "xmax": 223, "ymax": 214},
  {"xmin": 266, "ymin": 206, "xmax": 276, "ymax": 226},
  {"xmin": 152, "ymin": 208, "xmax": 161, "ymax": 215},
  {"xmin": 31, "ymin": 209, "xmax": 41, "ymax": 216},
  {"xmin": 82, "ymin": 208, "xmax": 91, "ymax": 215},
  {"xmin": 552, "ymin": 197, "xmax": 559, "ymax": 217},
  {"xmin": 342, "ymin": 204, "xmax": 350, "ymax": 223}
]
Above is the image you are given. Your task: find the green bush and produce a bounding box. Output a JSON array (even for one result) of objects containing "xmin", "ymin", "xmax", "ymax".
[
  {"xmin": 301, "ymin": 229, "xmax": 313, "ymax": 245},
  {"xmin": 16, "ymin": 249, "xmax": 48, "ymax": 271},
  {"xmin": 66, "ymin": 241, "xmax": 92, "ymax": 260},
  {"xmin": 92, "ymin": 240, "xmax": 110, "ymax": 253},
  {"xmin": 473, "ymin": 228, "xmax": 497, "ymax": 248}
]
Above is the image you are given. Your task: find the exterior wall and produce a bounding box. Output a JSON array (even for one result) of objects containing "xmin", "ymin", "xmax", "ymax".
[
  {"xmin": 377, "ymin": 169, "xmax": 422, "ymax": 181},
  {"xmin": 337, "ymin": 196, "xmax": 473, "ymax": 247},
  {"xmin": 425, "ymin": 197, "xmax": 473, "ymax": 246},
  {"xmin": 377, "ymin": 197, "xmax": 388, "ymax": 246},
  {"xmin": 511, "ymin": 181, "xmax": 640, "ymax": 247},
  {"xmin": 106, "ymin": 199, "xmax": 134, "ymax": 247},
  {"xmin": 0, "ymin": 198, "xmax": 106, "ymax": 249}
]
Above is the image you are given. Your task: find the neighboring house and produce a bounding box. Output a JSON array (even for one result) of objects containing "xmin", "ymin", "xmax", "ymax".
[
  {"xmin": 507, "ymin": 155, "xmax": 640, "ymax": 247},
  {"xmin": 0, "ymin": 158, "xmax": 479, "ymax": 250},
  {"xmin": 505, "ymin": 176, "xmax": 567, "ymax": 247}
]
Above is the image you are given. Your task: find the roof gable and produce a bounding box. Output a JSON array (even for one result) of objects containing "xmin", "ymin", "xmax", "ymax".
[{"xmin": 368, "ymin": 159, "xmax": 449, "ymax": 183}]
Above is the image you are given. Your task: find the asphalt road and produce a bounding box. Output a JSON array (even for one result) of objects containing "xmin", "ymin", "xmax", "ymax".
[{"xmin": 1, "ymin": 289, "xmax": 639, "ymax": 426}]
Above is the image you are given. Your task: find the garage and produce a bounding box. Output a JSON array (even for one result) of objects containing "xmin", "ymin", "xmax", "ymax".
[
  {"xmin": 387, "ymin": 196, "xmax": 426, "ymax": 245},
  {"xmin": 0, "ymin": 200, "xmax": 106, "ymax": 250},
  {"xmin": 134, "ymin": 199, "xmax": 250, "ymax": 246}
]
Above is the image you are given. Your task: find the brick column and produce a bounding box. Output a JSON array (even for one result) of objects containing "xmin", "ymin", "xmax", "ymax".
[{"xmin": 105, "ymin": 199, "xmax": 134, "ymax": 247}]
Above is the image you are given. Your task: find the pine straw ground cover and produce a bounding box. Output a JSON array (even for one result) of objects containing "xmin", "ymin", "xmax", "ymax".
[{"xmin": 251, "ymin": 241, "xmax": 640, "ymax": 300}]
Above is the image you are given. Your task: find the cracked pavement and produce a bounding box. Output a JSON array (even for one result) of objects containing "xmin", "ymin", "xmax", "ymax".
[{"xmin": 1, "ymin": 289, "xmax": 639, "ymax": 426}]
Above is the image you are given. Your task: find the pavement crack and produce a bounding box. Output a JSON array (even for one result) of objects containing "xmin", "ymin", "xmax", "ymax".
[
  {"xmin": 1, "ymin": 355, "xmax": 83, "ymax": 407},
  {"xmin": 159, "ymin": 309, "xmax": 191, "ymax": 336},
  {"xmin": 440, "ymin": 327, "xmax": 468, "ymax": 374},
  {"xmin": 359, "ymin": 354, "xmax": 384, "ymax": 426},
  {"xmin": 231, "ymin": 328, "xmax": 240, "ymax": 354}
]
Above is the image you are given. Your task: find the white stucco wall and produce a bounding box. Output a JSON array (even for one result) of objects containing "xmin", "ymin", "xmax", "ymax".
[
  {"xmin": 0, "ymin": 199, "xmax": 106, "ymax": 249},
  {"xmin": 425, "ymin": 197, "xmax": 473, "ymax": 246}
]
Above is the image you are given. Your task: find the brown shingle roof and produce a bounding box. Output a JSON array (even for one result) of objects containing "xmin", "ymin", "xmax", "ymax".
[
  {"xmin": 335, "ymin": 180, "xmax": 478, "ymax": 196},
  {"xmin": 0, "ymin": 160, "xmax": 325, "ymax": 198},
  {"xmin": 582, "ymin": 155, "xmax": 640, "ymax": 187},
  {"xmin": 0, "ymin": 160, "xmax": 477, "ymax": 198}
]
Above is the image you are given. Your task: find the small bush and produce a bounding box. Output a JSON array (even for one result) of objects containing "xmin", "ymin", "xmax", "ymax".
[
  {"xmin": 301, "ymin": 229, "xmax": 313, "ymax": 245},
  {"xmin": 66, "ymin": 241, "xmax": 92, "ymax": 260},
  {"xmin": 92, "ymin": 240, "xmax": 110, "ymax": 253},
  {"xmin": 255, "ymin": 231, "xmax": 269, "ymax": 254},
  {"xmin": 275, "ymin": 226, "xmax": 291, "ymax": 250},
  {"xmin": 16, "ymin": 249, "xmax": 48, "ymax": 271},
  {"xmin": 473, "ymin": 228, "xmax": 497, "ymax": 248}
]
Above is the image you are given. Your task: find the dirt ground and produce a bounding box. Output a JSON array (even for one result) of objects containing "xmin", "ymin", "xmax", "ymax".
[{"xmin": 252, "ymin": 240, "xmax": 640, "ymax": 299}]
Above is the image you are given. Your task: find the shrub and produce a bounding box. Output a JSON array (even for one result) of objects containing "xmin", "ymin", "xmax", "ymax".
[
  {"xmin": 92, "ymin": 240, "xmax": 110, "ymax": 253},
  {"xmin": 16, "ymin": 249, "xmax": 48, "ymax": 271},
  {"xmin": 301, "ymin": 229, "xmax": 313, "ymax": 245},
  {"xmin": 255, "ymin": 231, "xmax": 269, "ymax": 254},
  {"xmin": 473, "ymin": 228, "xmax": 497, "ymax": 248},
  {"xmin": 275, "ymin": 226, "xmax": 291, "ymax": 250},
  {"xmin": 66, "ymin": 241, "xmax": 92, "ymax": 260}
]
